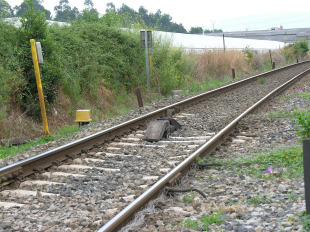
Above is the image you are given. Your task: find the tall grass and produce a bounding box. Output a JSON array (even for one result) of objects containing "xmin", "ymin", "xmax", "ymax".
[{"xmin": 193, "ymin": 50, "xmax": 251, "ymax": 82}]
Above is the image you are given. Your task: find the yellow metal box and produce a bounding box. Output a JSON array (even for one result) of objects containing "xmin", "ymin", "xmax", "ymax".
[{"xmin": 75, "ymin": 110, "xmax": 92, "ymax": 122}]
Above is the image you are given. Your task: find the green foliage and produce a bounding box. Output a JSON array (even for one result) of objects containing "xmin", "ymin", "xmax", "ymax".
[
  {"xmin": 195, "ymin": 156, "xmax": 204, "ymax": 164},
  {"xmin": 257, "ymin": 77, "xmax": 266, "ymax": 84},
  {"xmin": 17, "ymin": 0, "xmax": 61, "ymax": 119},
  {"xmin": 248, "ymin": 146, "xmax": 303, "ymax": 178},
  {"xmin": 282, "ymin": 41, "xmax": 309, "ymax": 61},
  {"xmin": 189, "ymin": 27, "xmax": 203, "ymax": 34},
  {"xmin": 0, "ymin": 18, "xmax": 25, "ymax": 118},
  {"xmin": 244, "ymin": 49, "xmax": 253, "ymax": 59},
  {"xmin": 54, "ymin": 0, "xmax": 79, "ymax": 22},
  {"xmin": 50, "ymin": 21, "xmax": 145, "ymax": 99},
  {"xmin": 0, "ymin": 0, "xmax": 13, "ymax": 18},
  {"xmin": 181, "ymin": 219, "xmax": 199, "ymax": 229},
  {"xmin": 247, "ymin": 195, "xmax": 273, "ymax": 205},
  {"xmin": 299, "ymin": 92, "xmax": 310, "ymax": 100},
  {"xmin": 19, "ymin": 0, "xmax": 48, "ymax": 41},
  {"xmin": 204, "ymin": 146, "xmax": 304, "ymax": 179},
  {"xmin": 204, "ymin": 29, "xmax": 223, "ymax": 33},
  {"xmin": 14, "ymin": 0, "xmax": 51, "ymax": 19},
  {"xmin": 0, "ymin": 64, "xmax": 25, "ymax": 120},
  {"xmin": 188, "ymin": 76, "xmax": 232, "ymax": 94},
  {"xmin": 298, "ymin": 211, "xmax": 310, "ymax": 231},
  {"xmin": 0, "ymin": 125, "xmax": 78, "ymax": 160},
  {"xmin": 200, "ymin": 210, "xmax": 224, "ymax": 230},
  {"xmin": 293, "ymin": 41, "xmax": 309, "ymax": 57},
  {"xmin": 182, "ymin": 192, "xmax": 196, "ymax": 203},
  {"xmin": 113, "ymin": 3, "xmax": 187, "ymax": 33},
  {"xmin": 151, "ymin": 38, "xmax": 193, "ymax": 95},
  {"xmin": 180, "ymin": 211, "xmax": 224, "ymax": 231},
  {"xmin": 294, "ymin": 110, "xmax": 310, "ymax": 139}
]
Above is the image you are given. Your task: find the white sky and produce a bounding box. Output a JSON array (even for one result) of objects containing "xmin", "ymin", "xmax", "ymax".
[{"xmin": 7, "ymin": 0, "xmax": 310, "ymax": 31}]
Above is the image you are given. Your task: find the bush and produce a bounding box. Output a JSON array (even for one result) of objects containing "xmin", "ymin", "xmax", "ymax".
[
  {"xmin": 50, "ymin": 22, "xmax": 145, "ymax": 100},
  {"xmin": 150, "ymin": 36, "xmax": 194, "ymax": 95},
  {"xmin": 15, "ymin": 0, "xmax": 62, "ymax": 119},
  {"xmin": 295, "ymin": 110, "xmax": 310, "ymax": 139},
  {"xmin": 282, "ymin": 40, "xmax": 309, "ymax": 62}
]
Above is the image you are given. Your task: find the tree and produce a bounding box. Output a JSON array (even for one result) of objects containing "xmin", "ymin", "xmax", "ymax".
[
  {"xmin": 112, "ymin": 4, "xmax": 187, "ymax": 33},
  {"xmin": 17, "ymin": 0, "xmax": 60, "ymax": 119},
  {"xmin": 106, "ymin": 2, "xmax": 115, "ymax": 13},
  {"xmin": 0, "ymin": 0, "xmax": 13, "ymax": 18},
  {"xmin": 138, "ymin": 6, "xmax": 149, "ymax": 25},
  {"xmin": 84, "ymin": 0, "xmax": 94, "ymax": 10},
  {"xmin": 19, "ymin": 0, "xmax": 48, "ymax": 41},
  {"xmin": 189, "ymin": 27, "xmax": 203, "ymax": 34},
  {"xmin": 293, "ymin": 40, "xmax": 309, "ymax": 58},
  {"xmin": 118, "ymin": 4, "xmax": 135, "ymax": 18},
  {"xmin": 204, "ymin": 28, "xmax": 223, "ymax": 34},
  {"xmin": 170, "ymin": 22, "xmax": 187, "ymax": 33},
  {"xmin": 80, "ymin": 0, "xmax": 98, "ymax": 20},
  {"xmin": 54, "ymin": 0, "xmax": 79, "ymax": 22},
  {"xmin": 15, "ymin": 0, "xmax": 51, "ymax": 20}
]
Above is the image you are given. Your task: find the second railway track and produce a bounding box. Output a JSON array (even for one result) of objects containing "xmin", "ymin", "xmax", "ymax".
[{"xmin": 0, "ymin": 61, "xmax": 310, "ymax": 231}]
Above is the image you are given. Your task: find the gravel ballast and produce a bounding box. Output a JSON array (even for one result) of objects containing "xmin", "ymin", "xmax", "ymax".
[{"xmin": 125, "ymin": 73, "xmax": 310, "ymax": 232}]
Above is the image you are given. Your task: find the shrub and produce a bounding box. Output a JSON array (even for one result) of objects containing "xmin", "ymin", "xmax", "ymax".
[
  {"xmin": 295, "ymin": 110, "xmax": 310, "ymax": 139},
  {"xmin": 282, "ymin": 41, "xmax": 309, "ymax": 62},
  {"xmin": 151, "ymin": 36, "xmax": 193, "ymax": 95},
  {"xmin": 50, "ymin": 22, "xmax": 145, "ymax": 99},
  {"xmin": 16, "ymin": 0, "xmax": 61, "ymax": 119},
  {"xmin": 250, "ymin": 52, "xmax": 264, "ymax": 70}
]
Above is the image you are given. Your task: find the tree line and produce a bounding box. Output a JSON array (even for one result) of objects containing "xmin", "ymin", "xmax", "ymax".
[{"xmin": 0, "ymin": 0, "xmax": 222, "ymax": 34}]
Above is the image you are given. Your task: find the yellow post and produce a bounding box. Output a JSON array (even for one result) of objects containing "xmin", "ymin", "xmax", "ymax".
[
  {"xmin": 30, "ymin": 39, "xmax": 50, "ymax": 135},
  {"xmin": 149, "ymin": 54, "xmax": 152, "ymax": 68}
]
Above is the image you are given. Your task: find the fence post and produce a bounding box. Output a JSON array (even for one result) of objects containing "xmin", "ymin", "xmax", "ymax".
[
  {"xmin": 135, "ymin": 88, "xmax": 143, "ymax": 108},
  {"xmin": 232, "ymin": 68, "xmax": 235, "ymax": 80},
  {"xmin": 269, "ymin": 50, "xmax": 273, "ymax": 67}
]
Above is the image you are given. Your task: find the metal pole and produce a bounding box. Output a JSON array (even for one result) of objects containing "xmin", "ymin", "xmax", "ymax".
[
  {"xmin": 223, "ymin": 34, "xmax": 226, "ymax": 52},
  {"xmin": 30, "ymin": 39, "xmax": 50, "ymax": 135},
  {"xmin": 303, "ymin": 139, "xmax": 310, "ymax": 214},
  {"xmin": 145, "ymin": 31, "xmax": 150, "ymax": 94}
]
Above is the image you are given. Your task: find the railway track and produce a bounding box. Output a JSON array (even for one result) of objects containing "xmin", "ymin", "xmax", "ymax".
[
  {"xmin": 0, "ymin": 62, "xmax": 310, "ymax": 231},
  {"xmin": 132, "ymin": 72, "xmax": 310, "ymax": 232}
]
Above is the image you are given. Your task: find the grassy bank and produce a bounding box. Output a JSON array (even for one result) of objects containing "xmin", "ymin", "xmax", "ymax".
[{"xmin": 0, "ymin": 3, "xmax": 308, "ymax": 144}]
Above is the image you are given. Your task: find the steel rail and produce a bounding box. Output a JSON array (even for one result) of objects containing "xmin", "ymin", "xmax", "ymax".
[
  {"xmin": 0, "ymin": 61, "xmax": 309, "ymax": 181},
  {"xmin": 98, "ymin": 67, "xmax": 310, "ymax": 232}
]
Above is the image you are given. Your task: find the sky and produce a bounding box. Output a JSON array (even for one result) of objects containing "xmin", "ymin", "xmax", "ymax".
[{"xmin": 6, "ymin": 0, "xmax": 310, "ymax": 32}]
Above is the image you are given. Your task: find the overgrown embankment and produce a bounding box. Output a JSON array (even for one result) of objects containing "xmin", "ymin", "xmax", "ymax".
[{"xmin": 0, "ymin": 3, "xmax": 309, "ymax": 140}]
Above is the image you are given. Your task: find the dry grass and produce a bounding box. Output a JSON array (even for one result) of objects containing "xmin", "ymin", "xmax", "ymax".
[
  {"xmin": 262, "ymin": 50, "xmax": 286, "ymax": 67},
  {"xmin": 193, "ymin": 50, "xmax": 251, "ymax": 81},
  {"xmin": 222, "ymin": 205, "xmax": 246, "ymax": 213},
  {"xmin": 0, "ymin": 108, "xmax": 42, "ymax": 139}
]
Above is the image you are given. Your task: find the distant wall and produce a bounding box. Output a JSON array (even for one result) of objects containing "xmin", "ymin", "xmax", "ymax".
[{"xmin": 210, "ymin": 28, "xmax": 310, "ymax": 44}]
